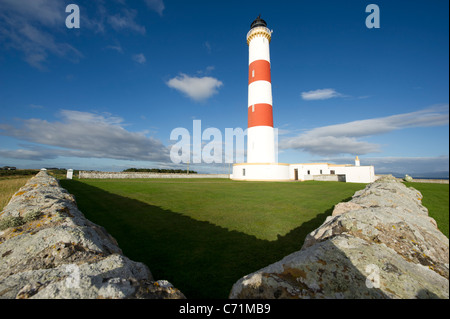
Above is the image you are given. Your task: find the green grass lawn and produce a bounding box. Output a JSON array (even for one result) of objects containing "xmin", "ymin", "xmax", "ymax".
[
  {"xmin": 404, "ymin": 182, "xmax": 449, "ymax": 238},
  {"xmin": 60, "ymin": 178, "xmax": 365, "ymax": 299},
  {"xmin": 59, "ymin": 179, "xmax": 449, "ymax": 299}
]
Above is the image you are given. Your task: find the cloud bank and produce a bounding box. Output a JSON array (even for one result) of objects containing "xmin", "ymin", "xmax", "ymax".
[
  {"xmin": 279, "ymin": 104, "xmax": 449, "ymax": 156},
  {"xmin": 0, "ymin": 0, "xmax": 158, "ymax": 69},
  {"xmin": 0, "ymin": 110, "xmax": 170, "ymax": 162},
  {"xmin": 0, "ymin": 0, "xmax": 82, "ymax": 70}
]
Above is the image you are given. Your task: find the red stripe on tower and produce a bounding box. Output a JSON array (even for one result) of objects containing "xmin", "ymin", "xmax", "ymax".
[
  {"xmin": 248, "ymin": 103, "xmax": 273, "ymax": 127},
  {"xmin": 248, "ymin": 60, "xmax": 271, "ymax": 85}
]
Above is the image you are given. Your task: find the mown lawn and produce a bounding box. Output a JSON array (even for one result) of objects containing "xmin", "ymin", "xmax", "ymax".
[
  {"xmin": 3, "ymin": 176, "xmax": 448, "ymax": 299},
  {"xmin": 60, "ymin": 178, "xmax": 365, "ymax": 299},
  {"xmin": 404, "ymin": 182, "xmax": 449, "ymax": 238}
]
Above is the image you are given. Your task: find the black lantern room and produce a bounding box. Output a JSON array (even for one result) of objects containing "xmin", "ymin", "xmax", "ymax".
[{"xmin": 250, "ymin": 15, "xmax": 267, "ymax": 29}]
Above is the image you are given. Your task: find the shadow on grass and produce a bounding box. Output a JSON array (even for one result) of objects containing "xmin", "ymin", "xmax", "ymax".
[{"xmin": 60, "ymin": 179, "xmax": 338, "ymax": 299}]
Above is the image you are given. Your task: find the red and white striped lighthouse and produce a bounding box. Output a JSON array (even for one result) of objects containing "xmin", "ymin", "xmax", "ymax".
[
  {"xmin": 232, "ymin": 16, "xmax": 290, "ymax": 181},
  {"xmin": 232, "ymin": 16, "xmax": 376, "ymax": 182},
  {"xmin": 246, "ymin": 15, "xmax": 275, "ymax": 163}
]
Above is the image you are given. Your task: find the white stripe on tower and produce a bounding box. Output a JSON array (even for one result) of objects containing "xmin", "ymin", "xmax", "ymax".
[{"xmin": 246, "ymin": 16, "xmax": 275, "ymax": 164}]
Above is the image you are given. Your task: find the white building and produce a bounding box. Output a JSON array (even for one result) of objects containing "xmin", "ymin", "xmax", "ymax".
[
  {"xmin": 233, "ymin": 158, "xmax": 375, "ymax": 183},
  {"xmin": 232, "ymin": 16, "xmax": 376, "ymax": 183}
]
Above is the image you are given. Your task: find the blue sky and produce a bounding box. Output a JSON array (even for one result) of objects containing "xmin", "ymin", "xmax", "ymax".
[{"xmin": 0, "ymin": 0, "xmax": 448, "ymax": 176}]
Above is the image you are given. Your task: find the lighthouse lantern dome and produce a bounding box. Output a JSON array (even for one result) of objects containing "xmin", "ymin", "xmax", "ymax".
[{"xmin": 250, "ymin": 15, "xmax": 267, "ymax": 29}]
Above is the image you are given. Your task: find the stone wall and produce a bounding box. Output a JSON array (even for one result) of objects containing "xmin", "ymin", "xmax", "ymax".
[
  {"xmin": 312, "ymin": 174, "xmax": 346, "ymax": 182},
  {"xmin": 229, "ymin": 175, "xmax": 449, "ymax": 299},
  {"xmin": 406, "ymin": 179, "xmax": 449, "ymax": 184},
  {"xmin": 0, "ymin": 171, "xmax": 185, "ymax": 299},
  {"xmin": 79, "ymin": 171, "xmax": 230, "ymax": 179}
]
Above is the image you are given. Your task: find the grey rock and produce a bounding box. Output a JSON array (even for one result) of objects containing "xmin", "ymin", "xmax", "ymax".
[
  {"xmin": 0, "ymin": 171, "xmax": 185, "ymax": 299},
  {"xmin": 229, "ymin": 175, "xmax": 449, "ymax": 299}
]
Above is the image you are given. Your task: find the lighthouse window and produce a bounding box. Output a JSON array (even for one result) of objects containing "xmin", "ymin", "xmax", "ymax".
[
  {"xmin": 320, "ymin": 170, "xmax": 322, "ymax": 174},
  {"xmin": 307, "ymin": 170, "xmax": 310, "ymax": 175},
  {"xmin": 252, "ymin": 70, "xmax": 255, "ymax": 78},
  {"xmin": 243, "ymin": 169, "xmax": 246, "ymax": 176}
]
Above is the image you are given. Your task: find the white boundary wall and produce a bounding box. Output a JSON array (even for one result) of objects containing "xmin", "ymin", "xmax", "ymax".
[
  {"xmin": 79, "ymin": 171, "xmax": 230, "ymax": 179},
  {"xmin": 232, "ymin": 163, "xmax": 290, "ymax": 181}
]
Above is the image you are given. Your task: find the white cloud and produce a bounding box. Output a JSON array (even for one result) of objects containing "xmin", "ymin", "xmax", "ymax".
[
  {"xmin": 107, "ymin": 9, "xmax": 146, "ymax": 34},
  {"xmin": 166, "ymin": 73, "xmax": 223, "ymax": 102},
  {"xmin": 132, "ymin": 53, "xmax": 146, "ymax": 64},
  {"xmin": 196, "ymin": 66, "xmax": 215, "ymax": 76},
  {"xmin": 59, "ymin": 110, "xmax": 124, "ymax": 125},
  {"xmin": 0, "ymin": 110, "xmax": 170, "ymax": 162},
  {"xmin": 0, "ymin": 0, "xmax": 64, "ymax": 27},
  {"xmin": 144, "ymin": 0, "xmax": 165, "ymax": 16},
  {"xmin": 279, "ymin": 104, "xmax": 449, "ymax": 156},
  {"xmin": 106, "ymin": 44, "xmax": 124, "ymax": 54},
  {"xmin": 301, "ymin": 88, "xmax": 344, "ymax": 100},
  {"xmin": 29, "ymin": 104, "xmax": 44, "ymax": 109},
  {"xmin": 0, "ymin": 0, "xmax": 82, "ymax": 70},
  {"xmin": 204, "ymin": 41, "xmax": 212, "ymax": 54},
  {"xmin": 305, "ymin": 104, "xmax": 448, "ymax": 138}
]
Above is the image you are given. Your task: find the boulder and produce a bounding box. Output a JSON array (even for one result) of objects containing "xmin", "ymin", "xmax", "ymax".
[
  {"xmin": 229, "ymin": 176, "xmax": 449, "ymax": 299},
  {"xmin": 0, "ymin": 171, "xmax": 185, "ymax": 299}
]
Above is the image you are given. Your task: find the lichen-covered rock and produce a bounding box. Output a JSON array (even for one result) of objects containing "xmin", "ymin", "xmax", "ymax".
[
  {"xmin": 229, "ymin": 175, "xmax": 449, "ymax": 299},
  {"xmin": 0, "ymin": 171, "xmax": 185, "ymax": 299}
]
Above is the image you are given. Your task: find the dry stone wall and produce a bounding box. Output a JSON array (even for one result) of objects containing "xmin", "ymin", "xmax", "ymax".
[
  {"xmin": 0, "ymin": 171, "xmax": 185, "ymax": 299},
  {"xmin": 406, "ymin": 179, "xmax": 449, "ymax": 184},
  {"xmin": 79, "ymin": 171, "xmax": 230, "ymax": 179},
  {"xmin": 229, "ymin": 175, "xmax": 449, "ymax": 299}
]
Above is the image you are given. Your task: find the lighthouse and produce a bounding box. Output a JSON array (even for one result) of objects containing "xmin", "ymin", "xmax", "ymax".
[
  {"xmin": 231, "ymin": 16, "xmax": 376, "ymax": 183},
  {"xmin": 232, "ymin": 15, "xmax": 290, "ymax": 181},
  {"xmin": 246, "ymin": 15, "xmax": 275, "ymax": 163}
]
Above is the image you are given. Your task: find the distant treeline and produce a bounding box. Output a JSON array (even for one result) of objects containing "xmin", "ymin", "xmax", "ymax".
[
  {"xmin": 0, "ymin": 169, "xmax": 39, "ymax": 177},
  {"xmin": 123, "ymin": 168, "xmax": 197, "ymax": 174}
]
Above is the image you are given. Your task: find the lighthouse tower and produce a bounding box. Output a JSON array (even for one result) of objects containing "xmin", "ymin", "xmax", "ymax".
[
  {"xmin": 246, "ymin": 15, "xmax": 275, "ymax": 163},
  {"xmin": 232, "ymin": 16, "xmax": 290, "ymax": 181}
]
